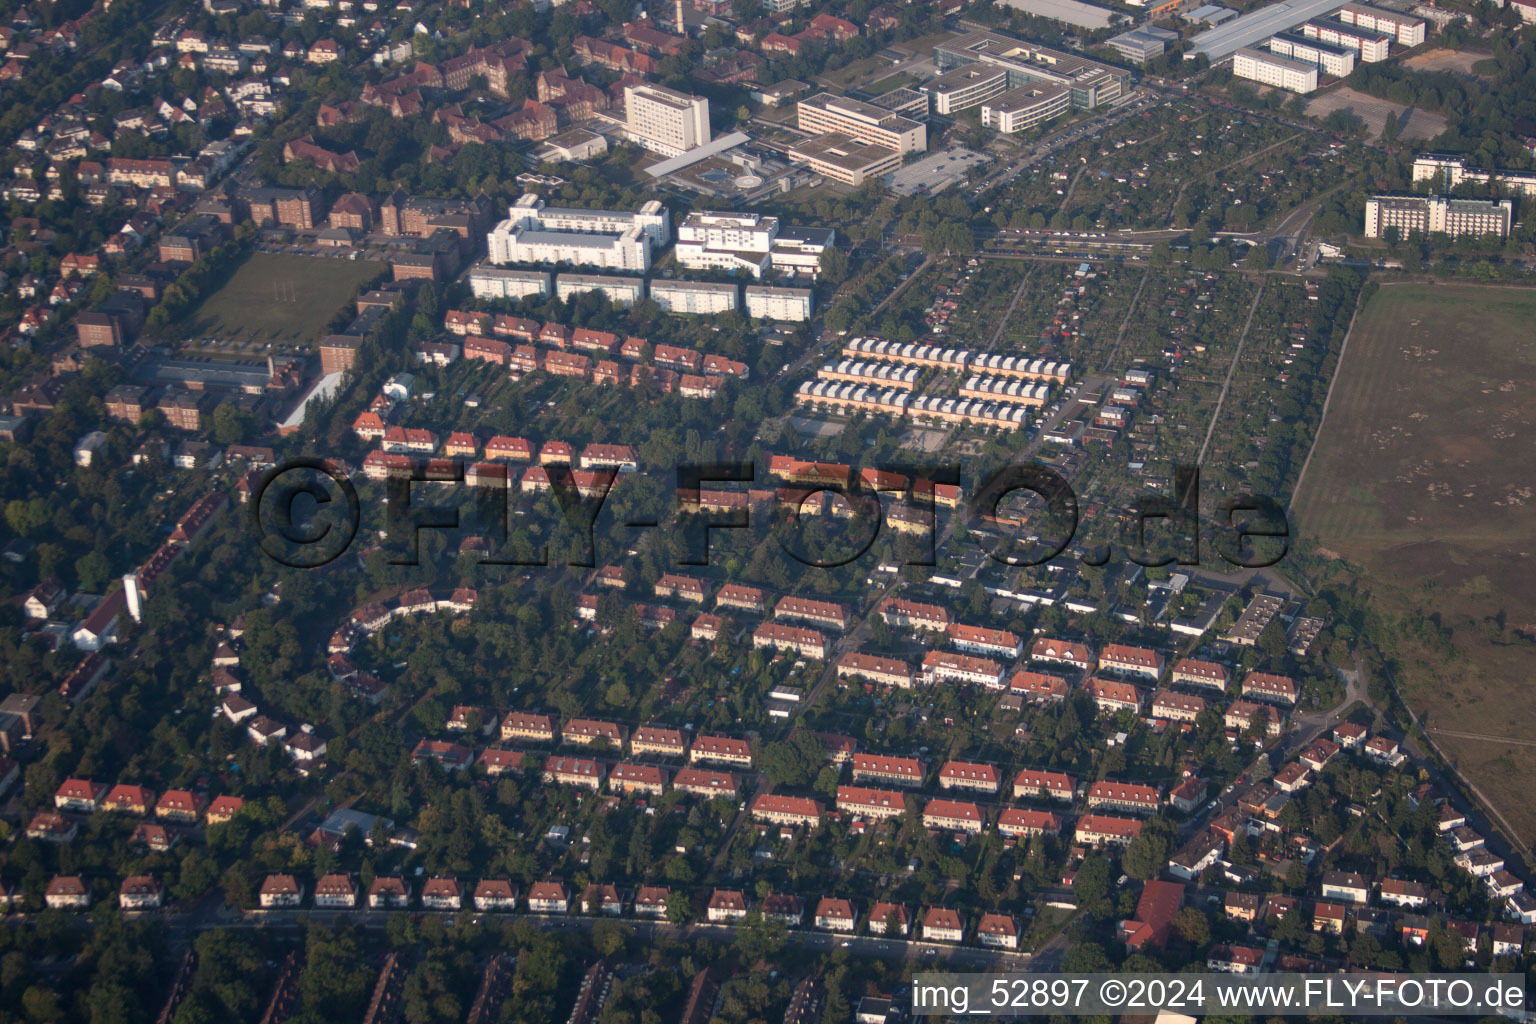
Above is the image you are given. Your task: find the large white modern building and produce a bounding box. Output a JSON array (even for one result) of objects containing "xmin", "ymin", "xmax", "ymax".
[
  {"xmin": 486, "ymin": 194, "xmax": 670, "ymax": 272},
  {"xmin": 675, "ymin": 212, "xmax": 779, "ymax": 276},
  {"xmin": 796, "ymin": 93, "xmax": 927, "ymax": 154},
  {"xmin": 1232, "ymin": 46, "xmax": 1318, "ymax": 93},
  {"xmin": 744, "ymin": 285, "xmax": 814, "ymax": 322},
  {"xmin": 981, "ymin": 83, "xmax": 1072, "ymax": 133},
  {"xmin": 1267, "ymin": 30, "xmax": 1356, "ymax": 77},
  {"xmin": 1364, "ymin": 194, "xmax": 1514, "ymax": 239},
  {"xmin": 467, "ymin": 266, "xmax": 552, "ymax": 300},
  {"xmin": 933, "ymin": 30, "xmax": 1130, "ymax": 111},
  {"xmin": 922, "ymin": 65, "xmax": 1010, "ymax": 115},
  {"xmin": 770, "ymin": 226, "xmax": 836, "ymax": 278},
  {"xmin": 625, "ymin": 83, "xmax": 712, "ymax": 157},
  {"xmin": 650, "ymin": 279, "xmax": 740, "ymax": 314},
  {"xmin": 1412, "ymin": 154, "xmax": 1536, "ymax": 198},
  {"xmin": 1336, "ymin": 2, "xmax": 1425, "ymax": 45}
]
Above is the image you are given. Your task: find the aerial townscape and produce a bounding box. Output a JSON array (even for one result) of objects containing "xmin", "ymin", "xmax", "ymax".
[{"xmin": 0, "ymin": 0, "xmax": 1535, "ymax": 1015}]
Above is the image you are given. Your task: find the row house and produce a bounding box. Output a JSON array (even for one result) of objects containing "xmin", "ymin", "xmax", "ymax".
[
  {"xmin": 773, "ymin": 595, "xmax": 848, "ymax": 631},
  {"xmin": 543, "ymin": 756, "xmax": 603, "ymax": 790},
  {"xmin": 1012, "ymin": 769, "xmax": 1075, "ymax": 802},
  {"xmin": 1242, "ymin": 671, "xmax": 1298, "ymax": 705},
  {"xmin": 609, "ymin": 762, "xmax": 666, "ymax": 796},
  {"xmin": 564, "ymin": 718, "xmax": 625, "ymax": 748},
  {"xmin": 922, "ymin": 798, "xmax": 984, "ymax": 834},
  {"xmin": 1084, "ymin": 678, "xmax": 1142, "ymax": 715},
  {"xmin": 1009, "ymin": 670, "xmax": 1069, "ymax": 702},
  {"xmin": 502, "ymin": 711, "xmax": 556, "ymax": 743},
  {"xmin": 655, "ymin": 573, "xmax": 708, "ymax": 603},
  {"xmin": 653, "ymin": 344, "xmax": 702, "ymax": 372},
  {"xmin": 631, "ymin": 725, "xmax": 687, "ymax": 758},
  {"xmin": 571, "ymin": 327, "xmax": 619, "ymax": 355},
  {"xmin": 938, "ymin": 761, "xmax": 999, "ymax": 794},
  {"xmin": 922, "ymin": 650, "xmax": 1003, "ymax": 689},
  {"xmin": 1150, "ymin": 689, "xmax": 1207, "ymax": 723},
  {"xmin": 752, "ymin": 622, "xmax": 829, "ymax": 660},
  {"xmin": 836, "ymin": 651, "xmax": 914, "ymax": 689},
  {"xmin": 673, "ymin": 767, "xmax": 739, "ymax": 798},
  {"xmin": 877, "ymin": 597, "xmax": 950, "ymax": 631},
  {"xmin": 1085, "ymin": 781, "xmax": 1160, "ymax": 815},
  {"xmin": 751, "ymin": 793, "xmax": 823, "ymax": 828},
  {"xmin": 1171, "ymin": 657, "xmax": 1229, "ymax": 691},
  {"xmin": 690, "ymin": 734, "xmax": 752, "ymax": 767},
  {"xmin": 1074, "ymin": 813, "xmax": 1143, "ymax": 847},
  {"xmin": 837, "ymin": 785, "xmax": 907, "ymax": 820},
  {"xmin": 1099, "ymin": 644, "xmax": 1164, "ymax": 680},
  {"xmin": 948, "ymin": 623, "xmax": 1022, "ymax": 659},
  {"xmin": 997, "ymin": 807, "xmax": 1062, "ymax": 839},
  {"xmin": 1029, "ymin": 637, "xmax": 1095, "ymax": 671},
  {"xmin": 716, "ymin": 583, "xmax": 766, "ymax": 613},
  {"xmin": 851, "ymin": 753, "xmax": 923, "ymax": 788}
]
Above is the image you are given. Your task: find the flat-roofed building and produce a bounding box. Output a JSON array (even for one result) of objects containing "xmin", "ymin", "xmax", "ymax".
[
  {"xmin": 650, "ymin": 279, "xmax": 739, "ymax": 314},
  {"xmin": 1364, "ymin": 194, "xmax": 1513, "ymax": 239},
  {"xmin": 624, "ymin": 83, "xmax": 711, "ymax": 156},
  {"xmin": 556, "ymin": 273, "xmax": 647, "ymax": 307},
  {"xmin": 796, "ymin": 93, "xmax": 926, "ymax": 154},
  {"xmin": 786, "ymin": 132, "xmax": 904, "ymax": 187},
  {"xmin": 744, "ymin": 285, "xmax": 814, "ymax": 322},
  {"xmin": 1232, "ymin": 46, "xmax": 1319, "ymax": 93},
  {"xmin": 1301, "ymin": 17, "xmax": 1391, "ymax": 61},
  {"xmin": 468, "ymin": 265, "xmax": 551, "ymax": 300},
  {"xmin": 922, "ymin": 64, "xmax": 1009, "ymax": 114},
  {"xmin": 1268, "ymin": 31, "xmax": 1356, "ymax": 77},
  {"xmin": 981, "ymin": 83, "xmax": 1072, "ymax": 133},
  {"xmin": 1336, "ymin": 2, "xmax": 1424, "ymax": 43},
  {"xmin": 675, "ymin": 211, "xmax": 778, "ymax": 277},
  {"xmin": 1411, "ymin": 155, "xmax": 1536, "ymax": 198},
  {"xmin": 934, "ymin": 29, "xmax": 1129, "ymax": 110}
]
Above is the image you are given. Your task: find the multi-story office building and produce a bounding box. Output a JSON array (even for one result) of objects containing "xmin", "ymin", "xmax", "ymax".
[
  {"xmin": 981, "ymin": 83, "xmax": 1072, "ymax": 134},
  {"xmin": 770, "ymin": 226, "xmax": 836, "ymax": 277},
  {"xmin": 1412, "ymin": 154, "xmax": 1536, "ymax": 198},
  {"xmin": 787, "ymin": 133, "xmax": 904, "ymax": 186},
  {"xmin": 1232, "ymin": 47, "xmax": 1319, "ymax": 93},
  {"xmin": 486, "ymin": 194, "xmax": 670, "ymax": 272},
  {"xmin": 1336, "ymin": 3, "xmax": 1425, "ymax": 45},
  {"xmin": 744, "ymin": 285, "xmax": 814, "ymax": 322},
  {"xmin": 796, "ymin": 93, "xmax": 927, "ymax": 154},
  {"xmin": 1364, "ymin": 194, "xmax": 1514, "ymax": 239},
  {"xmin": 649, "ymin": 279, "xmax": 740, "ymax": 314},
  {"xmin": 1106, "ymin": 25, "xmax": 1179, "ymax": 62},
  {"xmin": 1301, "ymin": 18, "xmax": 1391, "ymax": 61},
  {"xmin": 1267, "ymin": 31, "xmax": 1356, "ymax": 78},
  {"xmin": 624, "ymin": 83, "xmax": 711, "ymax": 156},
  {"xmin": 675, "ymin": 212, "xmax": 778, "ymax": 276},
  {"xmin": 934, "ymin": 30, "xmax": 1130, "ymax": 111},
  {"xmin": 922, "ymin": 65, "xmax": 1009, "ymax": 114}
]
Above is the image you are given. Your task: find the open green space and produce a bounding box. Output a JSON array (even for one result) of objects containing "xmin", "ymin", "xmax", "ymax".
[
  {"xmin": 173, "ymin": 251, "xmax": 385, "ymax": 349},
  {"xmin": 1294, "ymin": 282, "xmax": 1536, "ymax": 845}
]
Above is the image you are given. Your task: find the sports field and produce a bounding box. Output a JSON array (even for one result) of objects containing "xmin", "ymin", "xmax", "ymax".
[
  {"xmin": 1295, "ymin": 282, "xmax": 1536, "ymax": 846},
  {"xmin": 176, "ymin": 252, "xmax": 385, "ymax": 351}
]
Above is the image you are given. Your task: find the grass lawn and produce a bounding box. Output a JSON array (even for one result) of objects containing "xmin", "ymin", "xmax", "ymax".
[
  {"xmin": 172, "ymin": 251, "xmax": 386, "ymax": 350},
  {"xmin": 816, "ymin": 55, "xmax": 893, "ymax": 92},
  {"xmin": 861, "ymin": 72, "xmax": 920, "ymax": 96},
  {"xmin": 1293, "ymin": 281, "xmax": 1536, "ymax": 845}
]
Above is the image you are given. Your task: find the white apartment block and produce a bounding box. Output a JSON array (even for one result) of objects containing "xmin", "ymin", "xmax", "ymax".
[
  {"xmin": 923, "ymin": 64, "xmax": 1009, "ymax": 115},
  {"xmin": 486, "ymin": 194, "xmax": 670, "ymax": 272},
  {"xmin": 1336, "ymin": 2, "xmax": 1425, "ymax": 45},
  {"xmin": 650, "ymin": 279, "xmax": 739, "ymax": 315},
  {"xmin": 1231, "ymin": 47, "xmax": 1318, "ymax": 93},
  {"xmin": 1301, "ymin": 19, "xmax": 1391, "ymax": 62},
  {"xmin": 468, "ymin": 265, "xmax": 551, "ymax": 300},
  {"xmin": 797, "ymin": 93, "xmax": 927, "ymax": 154},
  {"xmin": 770, "ymin": 226, "xmax": 836, "ymax": 277},
  {"xmin": 745, "ymin": 285, "xmax": 813, "ymax": 322},
  {"xmin": 1412, "ymin": 154, "xmax": 1536, "ymax": 198},
  {"xmin": 981, "ymin": 84, "xmax": 1072, "ymax": 134},
  {"xmin": 1267, "ymin": 31, "xmax": 1356, "ymax": 78},
  {"xmin": 675, "ymin": 211, "xmax": 778, "ymax": 277},
  {"xmin": 625, "ymin": 83, "xmax": 711, "ymax": 156},
  {"xmin": 556, "ymin": 273, "xmax": 647, "ymax": 307},
  {"xmin": 1364, "ymin": 194, "xmax": 1513, "ymax": 239}
]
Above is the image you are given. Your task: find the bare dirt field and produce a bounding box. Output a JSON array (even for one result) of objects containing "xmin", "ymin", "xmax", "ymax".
[
  {"xmin": 1304, "ymin": 87, "xmax": 1448, "ymax": 141},
  {"xmin": 1402, "ymin": 47, "xmax": 1492, "ymax": 78},
  {"xmin": 1294, "ymin": 282, "xmax": 1536, "ymax": 849}
]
